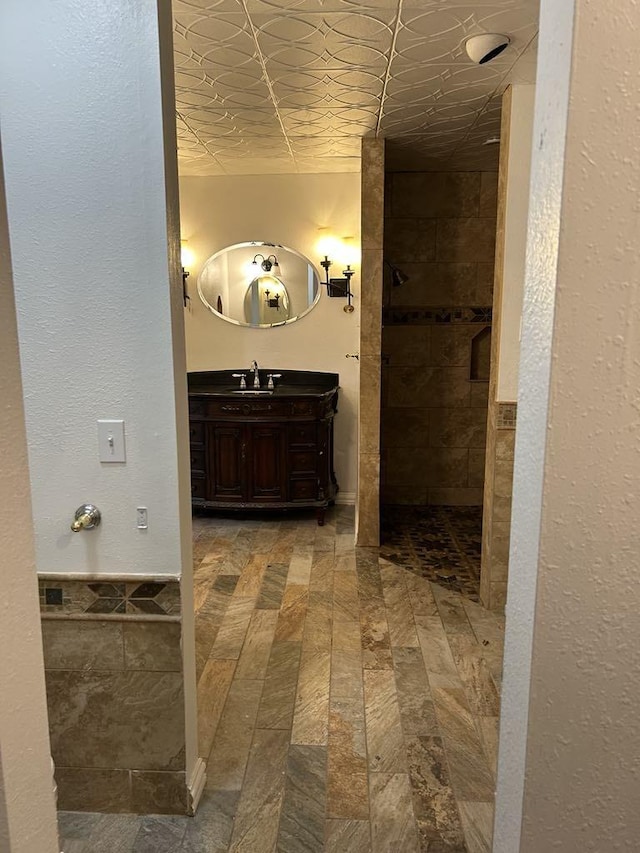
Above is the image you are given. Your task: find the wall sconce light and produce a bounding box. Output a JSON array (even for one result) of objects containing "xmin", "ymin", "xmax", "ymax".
[
  {"xmin": 320, "ymin": 256, "xmax": 355, "ymax": 313},
  {"xmin": 385, "ymin": 259, "xmax": 409, "ymax": 287},
  {"xmin": 264, "ymin": 289, "xmax": 281, "ymax": 310},
  {"xmin": 253, "ymin": 253, "xmax": 279, "ymax": 272},
  {"xmin": 181, "ymin": 242, "xmax": 195, "ymax": 307},
  {"xmin": 182, "ymin": 268, "xmax": 190, "ymax": 307}
]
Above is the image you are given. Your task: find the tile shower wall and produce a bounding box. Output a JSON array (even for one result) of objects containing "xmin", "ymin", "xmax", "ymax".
[
  {"xmin": 381, "ymin": 171, "xmax": 498, "ymax": 506},
  {"xmin": 39, "ymin": 578, "xmax": 188, "ymax": 815}
]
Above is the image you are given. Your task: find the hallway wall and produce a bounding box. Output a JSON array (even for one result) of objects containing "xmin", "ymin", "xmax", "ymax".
[
  {"xmin": 180, "ymin": 172, "xmax": 361, "ymax": 501},
  {"xmin": 496, "ymin": 0, "xmax": 640, "ymax": 847},
  {"xmin": 0, "ymin": 143, "xmax": 59, "ymax": 853},
  {"xmin": 0, "ymin": 0, "xmax": 198, "ymax": 816},
  {"xmin": 381, "ymin": 170, "xmax": 497, "ymax": 506}
]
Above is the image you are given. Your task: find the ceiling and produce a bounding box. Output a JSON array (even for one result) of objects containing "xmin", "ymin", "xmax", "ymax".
[{"xmin": 172, "ymin": 0, "xmax": 539, "ymax": 176}]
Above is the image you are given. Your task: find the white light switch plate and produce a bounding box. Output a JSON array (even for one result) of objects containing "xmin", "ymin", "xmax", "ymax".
[{"xmin": 97, "ymin": 419, "xmax": 126, "ymax": 463}]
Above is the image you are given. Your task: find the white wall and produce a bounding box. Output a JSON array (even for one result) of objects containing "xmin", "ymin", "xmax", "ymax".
[
  {"xmin": 496, "ymin": 0, "xmax": 640, "ymax": 848},
  {"xmin": 0, "ymin": 0, "xmax": 189, "ymax": 577},
  {"xmin": 496, "ymin": 85, "xmax": 535, "ymax": 401},
  {"xmin": 0, "ymin": 142, "xmax": 59, "ymax": 853},
  {"xmin": 180, "ymin": 173, "xmax": 361, "ymax": 498}
]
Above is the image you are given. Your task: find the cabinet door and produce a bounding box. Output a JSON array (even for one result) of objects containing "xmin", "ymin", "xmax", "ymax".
[
  {"xmin": 248, "ymin": 424, "xmax": 286, "ymax": 502},
  {"xmin": 208, "ymin": 424, "xmax": 245, "ymax": 501}
]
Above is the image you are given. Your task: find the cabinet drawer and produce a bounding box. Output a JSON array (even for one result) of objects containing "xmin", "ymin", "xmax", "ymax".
[
  {"xmin": 190, "ymin": 449, "xmax": 205, "ymax": 474},
  {"xmin": 205, "ymin": 399, "xmax": 283, "ymax": 418},
  {"xmin": 290, "ymin": 478, "xmax": 318, "ymax": 501},
  {"xmin": 191, "ymin": 476, "xmax": 206, "ymax": 499},
  {"xmin": 289, "ymin": 423, "xmax": 316, "ymax": 448},
  {"xmin": 189, "ymin": 421, "xmax": 204, "ymax": 444},
  {"xmin": 289, "ymin": 450, "xmax": 317, "ymax": 475}
]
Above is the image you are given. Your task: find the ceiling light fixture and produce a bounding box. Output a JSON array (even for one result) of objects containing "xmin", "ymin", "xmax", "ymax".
[{"xmin": 465, "ymin": 33, "xmax": 510, "ymax": 65}]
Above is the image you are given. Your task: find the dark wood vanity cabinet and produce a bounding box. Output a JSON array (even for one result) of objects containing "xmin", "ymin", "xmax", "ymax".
[{"xmin": 188, "ymin": 371, "xmax": 338, "ymax": 524}]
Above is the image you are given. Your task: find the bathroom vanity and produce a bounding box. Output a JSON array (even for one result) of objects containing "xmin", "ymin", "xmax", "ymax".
[{"xmin": 188, "ymin": 370, "xmax": 339, "ymax": 524}]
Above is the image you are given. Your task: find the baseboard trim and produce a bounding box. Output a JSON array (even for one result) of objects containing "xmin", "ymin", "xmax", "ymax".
[
  {"xmin": 335, "ymin": 491, "xmax": 356, "ymax": 506},
  {"xmin": 187, "ymin": 757, "xmax": 207, "ymax": 815}
]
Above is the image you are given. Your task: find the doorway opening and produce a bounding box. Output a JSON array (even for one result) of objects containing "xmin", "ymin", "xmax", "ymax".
[{"xmin": 379, "ymin": 168, "xmax": 497, "ymax": 602}]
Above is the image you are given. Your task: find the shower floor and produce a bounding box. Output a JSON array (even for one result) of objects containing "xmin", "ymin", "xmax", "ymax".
[{"xmin": 380, "ymin": 504, "xmax": 483, "ymax": 602}]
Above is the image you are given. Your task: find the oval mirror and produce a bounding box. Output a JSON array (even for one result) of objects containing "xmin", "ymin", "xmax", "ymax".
[{"xmin": 197, "ymin": 241, "xmax": 321, "ymax": 328}]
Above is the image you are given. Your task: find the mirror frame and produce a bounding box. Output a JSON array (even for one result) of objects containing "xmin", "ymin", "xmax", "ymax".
[{"xmin": 197, "ymin": 241, "xmax": 322, "ymax": 329}]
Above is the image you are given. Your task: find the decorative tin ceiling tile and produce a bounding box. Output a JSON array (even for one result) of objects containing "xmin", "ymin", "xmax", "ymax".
[
  {"xmin": 296, "ymin": 156, "xmax": 361, "ymax": 173},
  {"xmin": 172, "ymin": 0, "xmax": 539, "ymax": 174},
  {"xmin": 281, "ymin": 106, "xmax": 378, "ymax": 136}
]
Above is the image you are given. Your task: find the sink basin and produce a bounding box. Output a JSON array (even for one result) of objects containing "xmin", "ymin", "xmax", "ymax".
[{"xmin": 232, "ymin": 389, "xmax": 273, "ymax": 395}]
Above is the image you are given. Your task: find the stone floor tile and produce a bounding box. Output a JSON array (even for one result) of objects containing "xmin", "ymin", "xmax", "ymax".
[
  {"xmin": 256, "ymin": 562, "xmax": 289, "ymax": 610},
  {"xmin": 233, "ymin": 554, "xmax": 269, "ymax": 598},
  {"xmin": 380, "ymin": 562, "xmax": 420, "ymax": 647},
  {"xmin": 291, "ymin": 649, "xmax": 330, "ymax": 745},
  {"xmin": 309, "ymin": 552, "xmax": 335, "ymax": 594},
  {"xmin": 430, "ymin": 681, "xmax": 495, "ymax": 802},
  {"xmin": 332, "ymin": 570, "xmax": 360, "ymax": 622},
  {"xmin": 325, "ymin": 819, "xmax": 371, "ymax": 852},
  {"xmin": 302, "ymin": 591, "xmax": 332, "ymax": 654},
  {"xmin": 275, "ymin": 584, "xmax": 309, "ymax": 642},
  {"xmin": 255, "ymin": 640, "xmax": 302, "ymax": 730},
  {"xmin": 392, "ymin": 646, "xmax": 439, "ymax": 736},
  {"xmin": 447, "ymin": 632, "xmax": 500, "ymax": 716},
  {"xmin": 364, "ymin": 670, "xmax": 407, "ymax": 773},
  {"xmin": 431, "ymin": 583, "xmax": 475, "ymax": 635},
  {"xmin": 206, "ymin": 679, "xmax": 264, "ymax": 791},
  {"xmin": 286, "ymin": 551, "xmax": 313, "ymax": 585},
  {"xmin": 369, "ymin": 772, "xmax": 420, "ymax": 853},
  {"xmin": 405, "ymin": 735, "xmax": 466, "ymax": 850},
  {"xmin": 131, "ymin": 816, "xmax": 187, "ymax": 853},
  {"xmin": 68, "ymin": 814, "xmax": 141, "ymax": 853},
  {"xmin": 210, "ymin": 596, "xmax": 256, "ymax": 660},
  {"xmin": 58, "ymin": 810, "xmax": 100, "ymax": 840},
  {"xmin": 415, "ymin": 615, "xmax": 460, "ymax": 680},
  {"xmin": 197, "ymin": 658, "xmax": 236, "ymax": 758},
  {"xmin": 179, "ymin": 790, "xmax": 240, "ymax": 852},
  {"xmin": 327, "ymin": 698, "xmax": 369, "ymax": 820},
  {"xmin": 276, "ymin": 745, "xmax": 327, "ymax": 852},
  {"xmin": 235, "ymin": 610, "xmax": 278, "ymax": 680},
  {"xmin": 458, "ymin": 800, "xmax": 494, "ymax": 853},
  {"xmin": 228, "ymin": 729, "xmax": 289, "ymax": 853},
  {"xmin": 477, "ymin": 716, "xmax": 500, "ymax": 781}
]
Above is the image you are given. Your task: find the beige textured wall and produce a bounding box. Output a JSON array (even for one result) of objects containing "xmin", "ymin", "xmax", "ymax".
[
  {"xmin": 495, "ymin": 0, "xmax": 640, "ymax": 847},
  {"xmin": 519, "ymin": 0, "xmax": 640, "ymax": 846},
  {"xmin": 381, "ymin": 170, "xmax": 497, "ymax": 506},
  {"xmin": 0, "ymin": 145, "xmax": 59, "ymax": 851}
]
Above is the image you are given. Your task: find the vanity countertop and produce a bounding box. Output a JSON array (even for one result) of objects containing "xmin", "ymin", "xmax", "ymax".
[{"xmin": 188, "ymin": 369, "xmax": 339, "ymax": 398}]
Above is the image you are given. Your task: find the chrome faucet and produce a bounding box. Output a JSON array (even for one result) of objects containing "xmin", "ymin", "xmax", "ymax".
[{"xmin": 250, "ymin": 360, "xmax": 260, "ymax": 388}]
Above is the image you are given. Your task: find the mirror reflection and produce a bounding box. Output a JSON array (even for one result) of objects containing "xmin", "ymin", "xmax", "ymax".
[{"xmin": 198, "ymin": 242, "xmax": 321, "ymax": 328}]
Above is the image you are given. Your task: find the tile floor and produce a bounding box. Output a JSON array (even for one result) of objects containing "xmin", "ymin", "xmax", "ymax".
[
  {"xmin": 59, "ymin": 505, "xmax": 504, "ymax": 852},
  {"xmin": 380, "ymin": 505, "xmax": 483, "ymax": 602}
]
